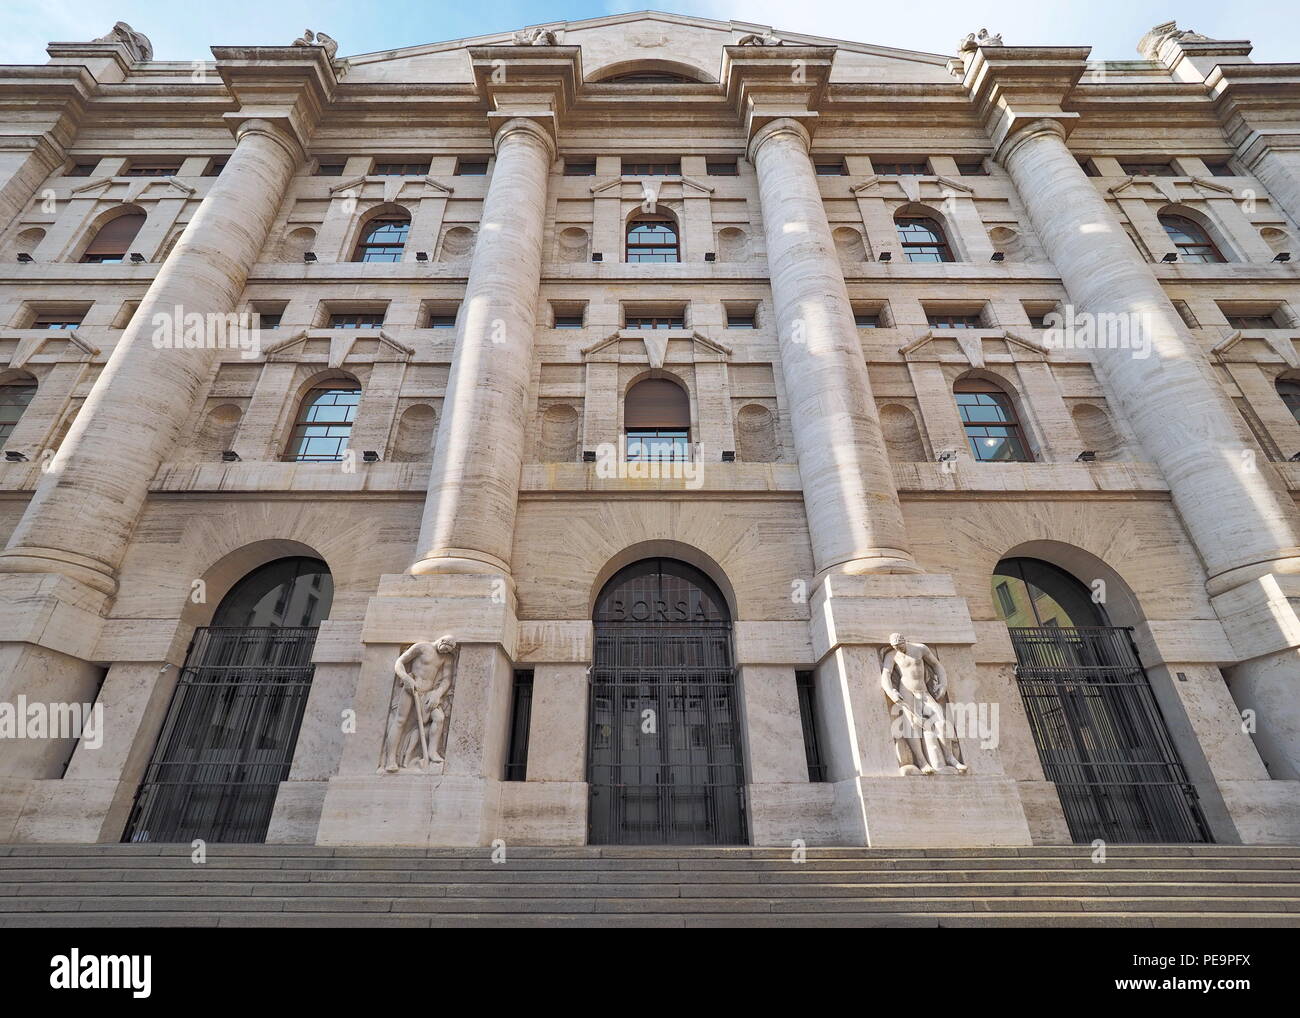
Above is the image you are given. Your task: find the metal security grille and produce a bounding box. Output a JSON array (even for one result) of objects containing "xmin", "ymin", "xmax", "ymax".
[
  {"xmin": 124, "ymin": 626, "xmax": 318, "ymax": 844},
  {"xmin": 589, "ymin": 559, "xmax": 746, "ymax": 845},
  {"xmin": 1010, "ymin": 626, "xmax": 1210, "ymax": 844}
]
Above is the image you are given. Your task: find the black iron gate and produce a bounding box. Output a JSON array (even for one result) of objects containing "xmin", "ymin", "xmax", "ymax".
[
  {"xmin": 124, "ymin": 626, "xmax": 318, "ymax": 843},
  {"xmin": 1010, "ymin": 625, "xmax": 1209, "ymax": 844},
  {"xmin": 588, "ymin": 560, "xmax": 747, "ymax": 844}
]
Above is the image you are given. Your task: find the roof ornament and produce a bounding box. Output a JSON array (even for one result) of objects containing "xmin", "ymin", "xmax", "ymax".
[
  {"xmin": 1137, "ymin": 22, "xmax": 1213, "ymax": 60},
  {"xmin": 93, "ymin": 21, "xmax": 153, "ymax": 61},
  {"xmin": 512, "ymin": 27, "xmax": 559, "ymax": 46},
  {"xmin": 292, "ymin": 29, "xmax": 339, "ymax": 60},
  {"xmin": 957, "ymin": 28, "xmax": 1002, "ymax": 54},
  {"xmin": 737, "ymin": 31, "xmax": 783, "ymax": 47}
]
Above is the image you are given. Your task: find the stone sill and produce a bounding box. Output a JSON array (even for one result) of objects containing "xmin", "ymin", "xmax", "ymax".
[
  {"xmin": 0, "ymin": 263, "xmax": 160, "ymax": 283},
  {"xmin": 894, "ymin": 461, "xmax": 1172, "ymax": 493},
  {"xmin": 520, "ymin": 462, "xmax": 803, "ymax": 493}
]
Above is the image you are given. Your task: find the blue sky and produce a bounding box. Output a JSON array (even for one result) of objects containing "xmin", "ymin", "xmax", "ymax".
[{"xmin": 2, "ymin": 0, "xmax": 1297, "ymax": 64}]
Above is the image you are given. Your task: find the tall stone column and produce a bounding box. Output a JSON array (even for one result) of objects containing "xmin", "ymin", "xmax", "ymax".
[
  {"xmin": 409, "ymin": 116, "xmax": 555, "ymax": 577},
  {"xmin": 0, "ymin": 46, "xmax": 336, "ymax": 777},
  {"xmin": 748, "ymin": 118, "xmax": 915, "ymax": 578},
  {"xmin": 966, "ymin": 42, "xmax": 1300, "ymax": 792}
]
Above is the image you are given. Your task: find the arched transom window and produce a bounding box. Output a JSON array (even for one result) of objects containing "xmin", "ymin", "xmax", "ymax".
[
  {"xmin": 954, "ymin": 378, "xmax": 1031, "ymax": 462},
  {"xmin": 626, "ymin": 214, "xmax": 680, "ymax": 263},
  {"xmin": 895, "ymin": 216, "xmax": 954, "ymax": 263},
  {"xmin": 0, "ymin": 381, "xmax": 37, "ymax": 445},
  {"xmin": 1160, "ymin": 214, "xmax": 1225, "ymax": 263},
  {"xmin": 624, "ymin": 377, "xmax": 690, "ymax": 461},
  {"xmin": 352, "ymin": 214, "xmax": 410, "ymax": 262},
  {"xmin": 285, "ymin": 383, "xmax": 361, "ymax": 462}
]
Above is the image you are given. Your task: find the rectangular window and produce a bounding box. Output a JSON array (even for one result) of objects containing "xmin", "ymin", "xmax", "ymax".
[
  {"xmin": 725, "ymin": 307, "xmax": 757, "ymax": 328},
  {"xmin": 796, "ymin": 671, "xmax": 827, "ymax": 782},
  {"xmin": 504, "ymin": 670, "xmax": 534, "ymax": 782},
  {"xmin": 124, "ymin": 161, "xmax": 181, "ymax": 177},
  {"xmin": 564, "ymin": 160, "xmax": 596, "ymax": 176},
  {"xmin": 814, "ymin": 160, "xmax": 847, "ymax": 176},
  {"xmin": 328, "ymin": 312, "xmax": 385, "ymax": 329},
  {"xmin": 1120, "ymin": 161, "xmax": 1176, "ymax": 177},
  {"xmin": 1225, "ymin": 314, "xmax": 1279, "ymax": 329},
  {"xmin": 622, "ymin": 159, "xmax": 680, "ymax": 176},
  {"xmin": 204, "ymin": 159, "xmax": 227, "ymax": 177},
  {"xmin": 706, "ymin": 159, "xmax": 738, "ymax": 176},
  {"xmin": 315, "ymin": 162, "xmax": 345, "ymax": 177},
  {"xmin": 624, "ymin": 314, "xmax": 684, "ymax": 329},
  {"xmin": 854, "ymin": 312, "xmax": 880, "ymax": 328},
  {"xmin": 996, "ymin": 581, "xmax": 1017, "ymax": 617},
  {"xmin": 454, "ymin": 159, "xmax": 489, "ymax": 176},
  {"xmin": 1205, "ymin": 161, "xmax": 1234, "ymax": 177},
  {"xmin": 255, "ymin": 313, "xmax": 282, "ymax": 330},
  {"xmin": 1078, "ymin": 158, "xmax": 1100, "ymax": 178},
  {"xmin": 554, "ymin": 314, "xmax": 584, "ymax": 328},
  {"xmin": 374, "ymin": 161, "xmax": 431, "ymax": 176},
  {"xmin": 956, "ymin": 160, "xmax": 988, "ymax": 176},
  {"xmin": 427, "ymin": 314, "xmax": 457, "ymax": 328},
  {"xmin": 927, "ymin": 312, "xmax": 984, "ymax": 329},
  {"xmin": 32, "ymin": 313, "xmax": 84, "ymax": 329},
  {"xmin": 873, "ymin": 159, "xmax": 929, "ymax": 176},
  {"xmin": 625, "ymin": 429, "xmax": 689, "ymax": 462},
  {"xmin": 66, "ymin": 163, "xmax": 97, "ymax": 177}
]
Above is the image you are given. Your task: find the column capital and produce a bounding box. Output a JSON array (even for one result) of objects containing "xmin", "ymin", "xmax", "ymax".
[
  {"xmin": 488, "ymin": 112, "xmax": 558, "ymax": 160},
  {"xmin": 746, "ymin": 116, "xmax": 811, "ymax": 162},
  {"xmin": 721, "ymin": 44, "xmax": 834, "ymax": 146},
  {"xmin": 961, "ymin": 44, "xmax": 1090, "ymax": 154},
  {"xmin": 213, "ymin": 44, "xmax": 339, "ymax": 158},
  {"xmin": 469, "ymin": 45, "xmax": 581, "ymax": 147}
]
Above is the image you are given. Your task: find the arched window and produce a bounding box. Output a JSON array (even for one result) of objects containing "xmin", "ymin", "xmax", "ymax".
[
  {"xmin": 1278, "ymin": 378, "xmax": 1300, "ymax": 425},
  {"xmin": 81, "ymin": 211, "xmax": 145, "ymax": 263},
  {"xmin": 600, "ymin": 71, "xmax": 697, "ymax": 83},
  {"xmin": 0, "ymin": 378, "xmax": 38, "ymax": 445},
  {"xmin": 285, "ymin": 382, "xmax": 361, "ymax": 462},
  {"xmin": 992, "ymin": 557, "xmax": 1109, "ymax": 628},
  {"xmin": 624, "ymin": 377, "xmax": 690, "ymax": 461},
  {"xmin": 895, "ymin": 215, "xmax": 953, "ymax": 263},
  {"xmin": 352, "ymin": 213, "xmax": 410, "ymax": 263},
  {"xmin": 125, "ymin": 556, "xmax": 333, "ymax": 844},
  {"xmin": 954, "ymin": 377, "xmax": 1031, "ymax": 462},
  {"xmin": 626, "ymin": 213, "xmax": 679, "ymax": 263},
  {"xmin": 1160, "ymin": 214, "xmax": 1225, "ymax": 263}
]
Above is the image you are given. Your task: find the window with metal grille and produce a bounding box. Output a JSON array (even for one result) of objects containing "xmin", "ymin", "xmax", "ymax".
[
  {"xmin": 352, "ymin": 215, "xmax": 410, "ymax": 262},
  {"xmin": 285, "ymin": 384, "xmax": 361, "ymax": 462},
  {"xmin": 328, "ymin": 312, "xmax": 384, "ymax": 329},
  {"xmin": 955, "ymin": 379, "xmax": 1031, "ymax": 462},
  {"xmin": 622, "ymin": 159, "xmax": 680, "ymax": 175},
  {"xmin": 625, "ymin": 378, "xmax": 690, "ymax": 462},
  {"xmin": 1160, "ymin": 214, "xmax": 1225, "ymax": 263},
  {"xmin": 874, "ymin": 159, "xmax": 929, "ymax": 176},
  {"xmin": 80, "ymin": 211, "xmax": 145, "ymax": 263},
  {"xmin": 896, "ymin": 216, "xmax": 954, "ymax": 262},
  {"xmin": 374, "ymin": 161, "xmax": 430, "ymax": 176},
  {"xmin": 504, "ymin": 671, "xmax": 534, "ymax": 781},
  {"xmin": 928, "ymin": 312, "xmax": 983, "ymax": 329},
  {"xmin": 814, "ymin": 160, "xmax": 847, "ymax": 176},
  {"xmin": 454, "ymin": 159, "xmax": 488, "ymax": 176},
  {"xmin": 1278, "ymin": 379, "xmax": 1300, "ymax": 425},
  {"xmin": 564, "ymin": 160, "xmax": 596, "ymax": 176},
  {"xmin": 1121, "ymin": 161, "xmax": 1177, "ymax": 176},
  {"xmin": 0, "ymin": 382, "xmax": 37, "ymax": 445},
  {"xmin": 795, "ymin": 671, "xmax": 827, "ymax": 782},
  {"xmin": 124, "ymin": 160, "xmax": 180, "ymax": 177},
  {"xmin": 626, "ymin": 214, "xmax": 680, "ymax": 263},
  {"xmin": 33, "ymin": 313, "xmax": 83, "ymax": 329},
  {"xmin": 707, "ymin": 159, "xmax": 738, "ymax": 175}
]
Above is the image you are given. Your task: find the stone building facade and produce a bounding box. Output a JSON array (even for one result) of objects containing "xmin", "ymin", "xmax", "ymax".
[{"xmin": 0, "ymin": 14, "xmax": 1297, "ymax": 849}]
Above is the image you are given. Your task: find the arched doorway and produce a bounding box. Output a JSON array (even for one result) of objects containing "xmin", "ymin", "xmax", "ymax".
[
  {"xmin": 588, "ymin": 558, "xmax": 747, "ymax": 844},
  {"xmin": 124, "ymin": 557, "xmax": 334, "ymax": 843},
  {"xmin": 994, "ymin": 557, "xmax": 1209, "ymax": 843}
]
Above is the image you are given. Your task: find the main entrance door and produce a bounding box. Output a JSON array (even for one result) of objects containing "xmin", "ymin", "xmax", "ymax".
[
  {"xmin": 995, "ymin": 557, "xmax": 1210, "ymax": 844},
  {"xmin": 588, "ymin": 558, "xmax": 747, "ymax": 845},
  {"xmin": 123, "ymin": 557, "xmax": 332, "ymax": 843}
]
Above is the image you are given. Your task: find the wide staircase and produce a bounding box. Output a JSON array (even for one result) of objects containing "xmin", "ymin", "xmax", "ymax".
[{"xmin": 2, "ymin": 843, "xmax": 1298, "ymax": 927}]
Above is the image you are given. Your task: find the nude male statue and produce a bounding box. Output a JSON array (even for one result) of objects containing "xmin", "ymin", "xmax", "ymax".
[
  {"xmin": 880, "ymin": 632, "xmax": 967, "ymax": 775},
  {"xmin": 379, "ymin": 636, "xmax": 456, "ymax": 773}
]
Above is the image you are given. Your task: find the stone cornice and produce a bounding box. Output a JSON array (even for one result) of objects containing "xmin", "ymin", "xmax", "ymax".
[
  {"xmin": 468, "ymin": 45, "xmax": 582, "ymax": 145},
  {"xmin": 213, "ymin": 44, "xmax": 340, "ymax": 155},
  {"xmin": 961, "ymin": 44, "xmax": 1091, "ymax": 153},
  {"xmin": 721, "ymin": 44, "xmax": 835, "ymax": 143}
]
